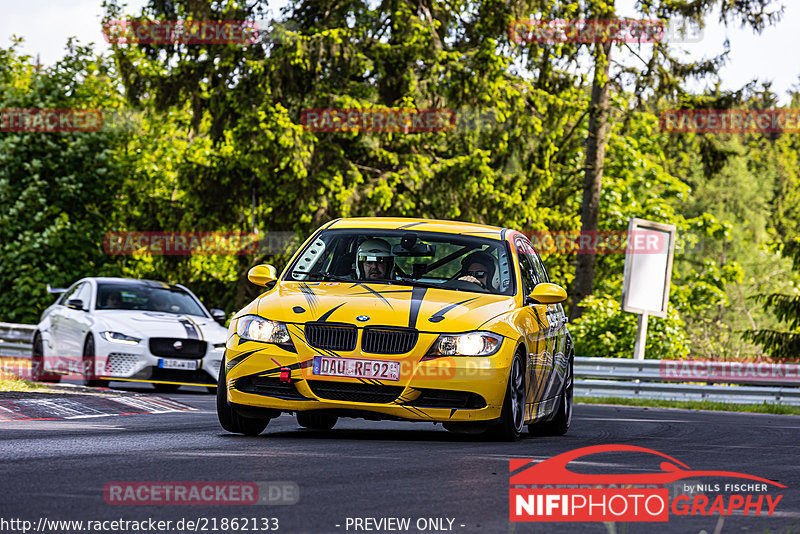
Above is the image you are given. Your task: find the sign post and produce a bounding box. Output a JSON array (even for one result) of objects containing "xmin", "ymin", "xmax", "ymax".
[{"xmin": 621, "ymin": 218, "xmax": 676, "ymax": 360}]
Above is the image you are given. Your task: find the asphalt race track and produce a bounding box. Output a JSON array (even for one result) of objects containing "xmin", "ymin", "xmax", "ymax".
[{"xmin": 1, "ymin": 387, "xmax": 798, "ymax": 534}]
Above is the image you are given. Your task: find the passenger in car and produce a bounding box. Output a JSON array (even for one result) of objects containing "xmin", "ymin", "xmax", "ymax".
[{"xmin": 458, "ymin": 251, "xmax": 497, "ymax": 292}]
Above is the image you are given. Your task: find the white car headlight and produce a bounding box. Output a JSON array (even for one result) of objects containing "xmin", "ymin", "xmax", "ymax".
[
  {"xmin": 428, "ymin": 332, "xmax": 503, "ymax": 356},
  {"xmin": 236, "ymin": 315, "xmax": 291, "ymax": 345},
  {"xmin": 102, "ymin": 331, "xmax": 141, "ymax": 345}
]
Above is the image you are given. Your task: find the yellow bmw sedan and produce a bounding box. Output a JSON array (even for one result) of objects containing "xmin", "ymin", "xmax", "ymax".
[{"xmin": 217, "ymin": 218, "xmax": 573, "ymax": 441}]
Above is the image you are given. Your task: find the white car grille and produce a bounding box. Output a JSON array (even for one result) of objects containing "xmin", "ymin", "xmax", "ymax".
[{"xmin": 105, "ymin": 353, "xmax": 141, "ymax": 375}]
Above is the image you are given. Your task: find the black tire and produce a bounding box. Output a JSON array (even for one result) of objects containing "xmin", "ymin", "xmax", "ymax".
[
  {"xmin": 31, "ymin": 332, "xmax": 60, "ymax": 383},
  {"xmin": 529, "ymin": 354, "xmax": 573, "ymax": 436},
  {"xmin": 216, "ymin": 359, "xmax": 270, "ymax": 436},
  {"xmin": 153, "ymin": 383, "xmax": 181, "ymax": 393},
  {"xmin": 296, "ymin": 412, "xmax": 338, "ymax": 430},
  {"xmin": 83, "ymin": 335, "xmax": 108, "ymax": 388},
  {"xmin": 484, "ymin": 350, "xmax": 526, "ymax": 441}
]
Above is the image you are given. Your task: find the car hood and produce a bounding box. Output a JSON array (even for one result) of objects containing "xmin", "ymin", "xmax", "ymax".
[
  {"xmin": 95, "ymin": 310, "xmax": 227, "ymax": 342},
  {"xmin": 247, "ymin": 281, "xmax": 517, "ymax": 333}
]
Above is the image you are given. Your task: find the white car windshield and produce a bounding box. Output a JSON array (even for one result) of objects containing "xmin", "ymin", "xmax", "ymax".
[
  {"xmin": 96, "ymin": 283, "xmax": 207, "ymax": 317},
  {"xmin": 286, "ymin": 229, "xmax": 514, "ymax": 295}
]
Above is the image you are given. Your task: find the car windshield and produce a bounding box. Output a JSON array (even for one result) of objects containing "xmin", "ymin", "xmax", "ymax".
[
  {"xmin": 285, "ymin": 229, "xmax": 514, "ymax": 295},
  {"xmin": 95, "ymin": 283, "xmax": 207, "ymax": 317}
]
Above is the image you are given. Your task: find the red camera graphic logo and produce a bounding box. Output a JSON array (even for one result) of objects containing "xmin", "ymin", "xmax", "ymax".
[{"xmin": 509, "ymin": 444, "xmax": 785, "ymax": 522}]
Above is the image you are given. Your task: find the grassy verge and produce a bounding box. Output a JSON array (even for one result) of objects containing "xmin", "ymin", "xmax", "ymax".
[
  {"xmin": 0, "ymin": 371, "xmax": 45, "ymax": 392},
  {"xmin": 576, "ymin": 396, "xmax": 800, "ymax": 415}
]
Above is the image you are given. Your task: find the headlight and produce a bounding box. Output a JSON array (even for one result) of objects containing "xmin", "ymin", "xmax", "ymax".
[
  {"xmin": 428, "ymin": 332, "xmax": 503, "ymax": 356},
  {"xmin": 236, "ymin": 315, "xmax": 291, "ymax": 345},
  {"xmin": 102, "ymin": 331, "xmax": 141, "ymax": 345}
]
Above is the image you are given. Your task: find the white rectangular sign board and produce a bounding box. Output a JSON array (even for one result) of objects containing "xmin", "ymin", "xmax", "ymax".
[{"xmin": 621, "ymin": 218, "xmax": 676, "ymax": 318}]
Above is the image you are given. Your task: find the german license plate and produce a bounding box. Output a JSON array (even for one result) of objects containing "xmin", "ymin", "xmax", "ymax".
[
  {"xmin": 312, "ymin": 356, "xmax": 400, "ymax": 381},
  {"xmin": 158, "ymin": 359, "xmax": 199, "ymax": 370}
]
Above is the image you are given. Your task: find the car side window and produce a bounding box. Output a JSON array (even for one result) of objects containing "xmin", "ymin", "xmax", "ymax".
[
  {"xmin": 515, "ymin": 238, "xmax": 538, "ymax": 295},
  {"xmin": 59, "ymin": 283, "xmax": 81, "ymax": 305},
  {"xmin": 531, "ymin": 250, "xmax": 551, "ymax": 283},
  {"xmin": 73, "ymin": 283, "xmax": 93, "ymax": 309}
]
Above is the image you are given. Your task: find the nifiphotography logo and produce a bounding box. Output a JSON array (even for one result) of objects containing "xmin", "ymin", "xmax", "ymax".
[{"xmin": 509, "ymin": 444, "xmax": 785, "ymax": 522}]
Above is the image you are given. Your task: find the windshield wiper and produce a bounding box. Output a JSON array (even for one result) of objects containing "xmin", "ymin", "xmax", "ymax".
[{"xmin": 291, "ymin": 270, "xmax": 352, "ymax": 283}]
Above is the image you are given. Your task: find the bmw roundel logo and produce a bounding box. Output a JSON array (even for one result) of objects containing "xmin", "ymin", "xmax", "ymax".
[{"xmin": 356, "ymin": 315, "xmax": 370, "ymax": 322}]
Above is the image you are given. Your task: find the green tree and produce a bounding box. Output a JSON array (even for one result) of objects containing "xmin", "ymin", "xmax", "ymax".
[{"xmin": 0, "ymin": 41, "xmax": 129, "ymax": 322}]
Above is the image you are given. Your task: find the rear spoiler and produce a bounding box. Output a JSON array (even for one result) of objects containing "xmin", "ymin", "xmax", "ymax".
[{"xmin": 47, "ymin": 284, "xmax": 67, "ymax": 295}]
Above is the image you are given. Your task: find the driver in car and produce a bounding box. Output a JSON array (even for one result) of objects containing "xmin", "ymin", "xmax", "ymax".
[
  {"xmin": 457, "ymin": 251, "xmax": 496, "ymax": 291},
  {"xmin": 151, "ymin": 294, "xmax": 172, "ymax": 312},
  {"xmin": 104, "ymin": 291, "xmax": 122, "ymax": 309},
  {"xmin": 357, "ymin": 239, "xmax": 395, "ymax": 280}
]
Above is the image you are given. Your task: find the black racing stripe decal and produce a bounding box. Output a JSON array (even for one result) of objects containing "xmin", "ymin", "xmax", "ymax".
[
  {"xmin": 226, "ymin": 349, "xmax": 261, "ymax": 371},
  {"xmin": 179, "ymin": 318, "xmax": 199, "ymax": 339},
  {"xmin": 298, "ymin": 283, "xmax": 320, "ymax": 311},
  {"xmin": 397, "ymin": 222, "xmax": 425, "ymax": 229},
  {"xmin": 407, "ymin": 286, "xmax": 428, "ymax": 328},
  {"xmin": 428, "ymin": 297, "xmax": 477, "ymax": 323},
  {"xmin": 401, "ymin": 405, "xmax": 429, "ymax": 418},
  {"xmin": 183, "ymin": 316, "xmax": 204, "ymax": 340},
  {"xmin": 318, "ymin": 303, "xmax": 345, "ymax": 322},
  {"xmin": 351, "ymin": 289, "xmax": 413, "ymax": 295},
  {"xmin": 349, "ymin": 283, "xmax": 394, "ymax": 309},
  {"xmin": 236, "ymin": 337, "xmax": 296, "ymax": 353},
  {"xmin": 449, "ymin": 408, "xmax": 457, "ymax": 419}
]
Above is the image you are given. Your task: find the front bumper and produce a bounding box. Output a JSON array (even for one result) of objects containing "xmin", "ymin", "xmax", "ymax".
[
  {"xmin": 95, "ymin": 337, "xmax": 223, "ymax": 386},
  {"xmin": 224, "ymin": 329, "xmax": 514, "ymax": 422}
]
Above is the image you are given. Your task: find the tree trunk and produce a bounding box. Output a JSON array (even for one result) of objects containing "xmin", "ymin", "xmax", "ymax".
[{"xmin": 570, "ymin": 39, "xmax": 612, "ymax": 321}]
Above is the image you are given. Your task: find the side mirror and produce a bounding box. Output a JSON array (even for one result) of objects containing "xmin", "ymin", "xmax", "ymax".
[
  {"xmin": 527, "ymin": 283, "xmax": 567, "ymax": 304},
  {"xmin": 210, "ymin": 308, "xmax": 226, "ymax": 324},
  {"xmin": 247, "ymin": 264, "xmax": 278, "ymax": 287},
  {"xmin": 66, "ymin": 299, "xmax": 85, "ymax": 311}
]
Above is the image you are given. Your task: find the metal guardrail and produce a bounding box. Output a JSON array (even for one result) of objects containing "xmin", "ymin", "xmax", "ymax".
[
  {"xmin": 1, "ymin": 322, "xmax": 798, "ymax": 405},
  {"xmin": 0, "ymin": 322, "xmax": 35, "ymax": 358},
  {"xmin": 575, "ymin": 356, "xmax": 800, "ymax": 406}
]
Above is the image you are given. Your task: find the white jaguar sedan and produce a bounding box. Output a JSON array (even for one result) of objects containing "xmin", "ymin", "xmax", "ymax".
[{"xmin": 32, "ymin": 277, "xmax": 228, "ymax": 391}]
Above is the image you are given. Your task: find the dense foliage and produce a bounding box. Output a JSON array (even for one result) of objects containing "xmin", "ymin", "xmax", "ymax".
[{"xmin": 1, "ymin": 1, "xmax": 798, "ymax": 360}]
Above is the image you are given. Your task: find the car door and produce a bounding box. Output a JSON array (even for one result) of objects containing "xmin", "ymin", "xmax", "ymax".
[
  {"xmin": 513, "ymin": 236, "xmax": 556, "ymax": 414},
  {"xmin": 530, "ymin": 247, "xmax": 569, "ymax": 400},
  {"xmin": 60, "ymin": 282, "xmax": 93, "ymax": 356},
  {"xmin": 49, "ymin": 282, "xmax": 80, "ymax": 355}
]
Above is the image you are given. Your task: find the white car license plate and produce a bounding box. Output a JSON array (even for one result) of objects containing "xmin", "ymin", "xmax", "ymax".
[
  {"xmin": 313, "ymin": 356, "xmax": 400, "ymax": 381},
  {"xmin": 159, "ymin": 359, "xmax": 199, "ymax": 371}
]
